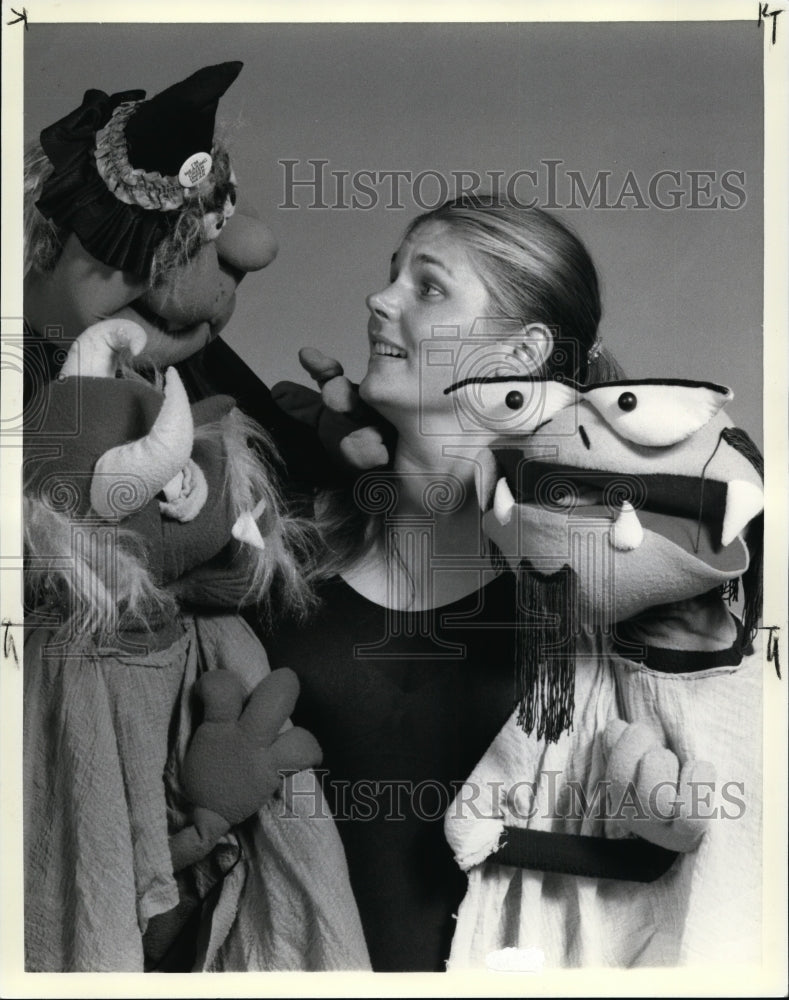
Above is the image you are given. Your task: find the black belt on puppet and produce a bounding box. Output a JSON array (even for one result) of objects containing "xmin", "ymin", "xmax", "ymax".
[
  {"xmin": 489, "ymin": 828, "xmax": 679, "ymax": 883},
  {"xmin": 488, "ymin": 620, "xmax": 750, "ymax": 883}
]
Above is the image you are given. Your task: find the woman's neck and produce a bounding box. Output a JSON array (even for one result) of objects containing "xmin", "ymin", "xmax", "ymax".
[
  {"xmin": 392, "ymin": 433, "xmax": 479, "ymax": 512},
  {"xmin": 341, "ymin": 432, "xmax": 498, "ymax": 611}
]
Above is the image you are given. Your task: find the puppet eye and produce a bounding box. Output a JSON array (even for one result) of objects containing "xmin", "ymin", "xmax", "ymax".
[
  {"xmin": 581, "ymin": 381, "xmax": 732, "ymax": 447},
  {"xmin": 505, "ymin": 390, "xmax": 524, "ymax": 410},
  {"xmin": 445, "ymin": 378, "xmax": 578, "ymax": 433}
]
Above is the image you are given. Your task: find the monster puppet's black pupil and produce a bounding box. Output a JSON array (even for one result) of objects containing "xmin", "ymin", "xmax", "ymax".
[
  {"xmin": 505, "ymin": 391, "xmax": 524, "ymax": 410},
  {"xmin": 618, "ymin": 392, "xmax": 637, "ymax": 411}
]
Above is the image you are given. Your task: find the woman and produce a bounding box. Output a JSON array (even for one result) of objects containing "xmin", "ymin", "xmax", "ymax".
[{"xmin": 260, "ymin": 195, "xmax": 619, "ymax": 971}]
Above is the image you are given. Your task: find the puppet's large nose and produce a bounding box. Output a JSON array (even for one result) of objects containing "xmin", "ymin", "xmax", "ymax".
[{"xmin": 215, "ymin": 203, "xmax": 278, "ymax": 275}]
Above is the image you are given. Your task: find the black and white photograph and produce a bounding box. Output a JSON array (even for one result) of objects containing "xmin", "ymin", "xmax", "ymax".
[{"xmin": 1, "ymin": 1, "xmax": 786, "ymax": 995}]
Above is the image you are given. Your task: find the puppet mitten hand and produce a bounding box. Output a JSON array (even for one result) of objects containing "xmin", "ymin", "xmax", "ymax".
[
  {"xmin": 270, "ymin": 380, "xmax": 326, "ymax": 429},
  {"xmin": 602, "ymin": 719, "xmax": 716, "ymax": 853},
  {"xmin": 181, "ymin": 668, "xmax": 322, "ymax": 829},
  {"xmin": 271, "ymin": 347, "xmax": 394, "ymax": 469},
  {"xmin": 339, "ymin": 426, "xmax": 390, "ymax": 470},
  {"xmin": 445, "ymin": 778, "xmax": 507, "ymax": 871}
]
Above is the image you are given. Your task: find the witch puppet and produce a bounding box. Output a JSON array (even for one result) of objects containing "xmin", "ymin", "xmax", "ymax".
[
  {"xmin": 22, "ymin": 63, "xmax": 370, "ymax": 972},
  {"xmin": 24, "ymin": 59, "xmax": 338, "ymax": 488}
]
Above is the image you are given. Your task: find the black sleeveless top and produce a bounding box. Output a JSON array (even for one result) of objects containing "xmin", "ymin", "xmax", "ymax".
[{"xmin": 258, "ymin": 572, "xmax": 518, "ymax": 971}]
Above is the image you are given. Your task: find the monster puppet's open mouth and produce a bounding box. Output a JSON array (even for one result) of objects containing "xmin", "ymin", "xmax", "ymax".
[{"xmin": 489, "ymin": 452, "xmax": 751, "ymax": 576}]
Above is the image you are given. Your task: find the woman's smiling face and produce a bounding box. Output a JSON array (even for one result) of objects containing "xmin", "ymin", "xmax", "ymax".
[{"xmin": 359, "ymin": 222, "xmax": 496, "ymax": 425}]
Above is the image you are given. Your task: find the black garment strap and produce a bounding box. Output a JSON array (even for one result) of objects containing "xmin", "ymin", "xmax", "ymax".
[{"xmin": 489, "ymin": 827, "xmax": 679, "ymax": 883}]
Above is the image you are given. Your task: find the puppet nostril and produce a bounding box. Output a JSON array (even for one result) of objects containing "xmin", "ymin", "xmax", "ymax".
[{"xmin": 579, "ymin": 425, "xmax": 591, "ymax": 450}]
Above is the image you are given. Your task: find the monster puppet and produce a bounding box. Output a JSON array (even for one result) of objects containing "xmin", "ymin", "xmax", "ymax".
[
  {"xmin": 442, "ymin": 375, "xmax": 765, "ymax": 968},
  {"xmin": 23, "ymin": 319, "xmax": 370, "ymax": 971}
]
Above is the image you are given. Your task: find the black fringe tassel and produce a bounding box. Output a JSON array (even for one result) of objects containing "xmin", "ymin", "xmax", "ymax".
[
  {"xmin": 719, "ymin": 579, "xmax": 739, "ymax": 604},
  {"xmin": 740, "ymin": 512, "xmax": 763, "ymax": 646},
  {"xmin": 718, "ymin": 427, "xmax": 764, "ymax": 650},
  {"xmin": 515, "ymin": 560, "xmax": 577, "ymax": 744},
  {"xmin": 717, "ymin": 520, "xmax": 763, "ymax": 651}
]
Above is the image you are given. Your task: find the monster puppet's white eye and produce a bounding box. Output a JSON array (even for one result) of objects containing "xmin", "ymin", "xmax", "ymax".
[
  {"xmin": 580, "ymin": 380, "xmax": 733, "ymax": 447},
  {"xmin": 446, "ymin": 378, "xmax": 578, "ymax": 433}
]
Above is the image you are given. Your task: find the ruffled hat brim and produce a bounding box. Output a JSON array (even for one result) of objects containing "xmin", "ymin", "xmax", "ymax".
[{"xmin": 36, "ymin": 88, "xmax": 176, "ymax": 278}]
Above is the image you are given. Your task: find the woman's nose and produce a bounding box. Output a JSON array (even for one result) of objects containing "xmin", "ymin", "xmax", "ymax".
[
  {"xmin": 366, "ymin": 286, "xmax": 397, "ymax": 320},
  {"xmin": 215, "ymin": 206, "xmax": 278, "ymax": 275}
]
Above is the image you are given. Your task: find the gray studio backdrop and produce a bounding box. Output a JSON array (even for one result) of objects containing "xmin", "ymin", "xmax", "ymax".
[{"xmin": 24, "ymin": 20, "xmax": 763, "ymax": 445}]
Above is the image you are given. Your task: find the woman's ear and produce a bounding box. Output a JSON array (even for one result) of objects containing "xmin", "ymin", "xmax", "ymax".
[
  {"xmin": 488, "ymin": 320, "xmax": 555, "ymax": 377},
  {"xmin": 498, "ymin": 323, "xmax": 553, "ymax": 375},
  {"xmin": 518, "ymin": 323, "xmax": 554, "ymax": 372}
]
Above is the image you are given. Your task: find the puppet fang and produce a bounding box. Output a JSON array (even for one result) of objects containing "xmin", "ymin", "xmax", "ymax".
[
  {"xmin": 493, "ymin": 476, "xmax": 516, "ymax": 526},
  {"xmin": 721, "ymin": 479, "xmax": 764, "ymax": 548},
  {"xmin": 610, "ymin": 502, "xmax": 644, "ymax": 551}
]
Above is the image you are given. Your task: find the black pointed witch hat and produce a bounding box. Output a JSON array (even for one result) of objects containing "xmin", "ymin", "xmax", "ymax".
[
  {"xmin": 125, "ymin": 61, "xmax": 242, "ymax": 177},
  {"xmin": 35, "ymin": 62, "xmax": 243, "ymax": 277}
]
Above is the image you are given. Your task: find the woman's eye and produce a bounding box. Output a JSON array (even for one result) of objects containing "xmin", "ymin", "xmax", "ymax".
[{"xmin": 419, "ymin": 281, "xmax": 442, "ymax": 298}]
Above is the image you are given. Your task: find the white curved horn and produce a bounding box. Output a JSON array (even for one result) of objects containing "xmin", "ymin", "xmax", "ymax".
[
  {"xmin": 60, "ymin": 319, "xmax": 148, "ymax": 378},
  {"xmin": 90, "ymin": 367, "xmax": 194, "ymax": 519}
]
